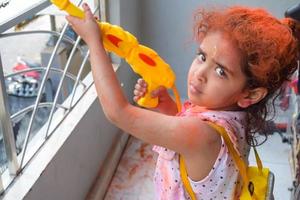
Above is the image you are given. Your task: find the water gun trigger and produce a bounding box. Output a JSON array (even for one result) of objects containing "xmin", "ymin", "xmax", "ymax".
[{"xmin": 137, "ymin": 92, "xmax": 158, "ymax": 108}]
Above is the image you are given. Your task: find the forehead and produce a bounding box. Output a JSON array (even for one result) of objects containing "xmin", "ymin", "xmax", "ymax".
[{"xmin": 200, "ymin": 31, "xmax": 244, "ymax": 71}]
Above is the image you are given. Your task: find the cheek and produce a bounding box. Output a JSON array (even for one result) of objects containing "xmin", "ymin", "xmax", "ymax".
[
  {"xmin": 187, "ymin": 66, "xmax": 196, "ymax": 81},
  {"xmin": 187, "ymin": 70, "xmax": 193, "ymax": 81},
  {"xmin": 216, "ymin": 86, "xmax": 242, "ymax": 101},
  {"xmin": 188, "ymin": 61, "xmax": 199, "ymax": 76}
]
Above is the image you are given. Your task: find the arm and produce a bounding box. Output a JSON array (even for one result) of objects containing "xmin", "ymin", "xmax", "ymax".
[{"xmin": 66, "ymin": 4, "xmax": 220, "ymax": 156}]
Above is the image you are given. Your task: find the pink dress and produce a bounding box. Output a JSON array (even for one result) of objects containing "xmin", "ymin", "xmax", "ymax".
[{"xmin": 153, "ymin": 101, "xmax": 250, "ymax": 200}]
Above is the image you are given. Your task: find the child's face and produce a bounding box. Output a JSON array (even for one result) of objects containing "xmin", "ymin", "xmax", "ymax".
[{"xmin": 188, "ymin": 31, "xmax": 248, "ymax": 110}]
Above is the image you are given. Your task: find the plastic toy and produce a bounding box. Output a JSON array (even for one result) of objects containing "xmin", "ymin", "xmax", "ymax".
[{"xmin": 50, "ymin": 0, "xmax": 181, "ymax": 110}]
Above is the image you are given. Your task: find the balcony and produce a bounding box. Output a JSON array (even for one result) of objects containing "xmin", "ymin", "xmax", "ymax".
[{"xmin": 0, "ymin": 0, "xmax": 297, "ymax": 200}]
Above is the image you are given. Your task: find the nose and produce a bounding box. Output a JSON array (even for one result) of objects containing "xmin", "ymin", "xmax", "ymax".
[{"xmin": 194, "ymin": 63, "xmax": 209, "ymax": 83}]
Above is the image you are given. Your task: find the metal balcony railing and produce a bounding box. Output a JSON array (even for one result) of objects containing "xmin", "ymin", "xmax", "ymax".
[{"xmin": 0, "ymin": 0, "xmax": 103, "ymax": 193}]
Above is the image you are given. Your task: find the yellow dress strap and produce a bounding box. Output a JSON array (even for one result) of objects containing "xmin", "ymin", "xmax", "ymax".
[
  {"xmin": 207, "ymin": 122, "xmax": 264, "ymax": 200},
  {"xmin": 179, "ymin": 155, "xmax": 197, "ymax": 200},
  {"xmin": 207, "ymin": 122, "xmax": 250, "ymax": 184},
  {"xmin": 180, "ymin": 122, "xmax": 266, "ymax": 200}
]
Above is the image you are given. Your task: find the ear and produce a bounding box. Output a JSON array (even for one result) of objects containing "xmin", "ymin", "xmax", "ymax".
[{"xmin": 237, "ymin": 87, "xmax": 268, "ymax": 108}]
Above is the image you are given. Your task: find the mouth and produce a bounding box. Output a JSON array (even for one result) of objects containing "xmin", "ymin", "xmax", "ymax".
[{"xmin": 189, "ymin": 83, "xmax": 202, "ymax": 94}]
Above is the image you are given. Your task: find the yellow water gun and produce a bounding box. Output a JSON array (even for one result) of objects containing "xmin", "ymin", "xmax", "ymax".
[{"xmin": 51, "ymin": 0, "xmax": 181, "ymax": 110}]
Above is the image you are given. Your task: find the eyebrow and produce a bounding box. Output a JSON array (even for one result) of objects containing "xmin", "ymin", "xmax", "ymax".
[{"xmin": 198, "ymin": 47, "xmax": 234, "ymax": 76}]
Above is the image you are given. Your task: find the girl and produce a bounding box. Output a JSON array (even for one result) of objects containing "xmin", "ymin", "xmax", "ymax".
[{"xmin": 67, "ymin": 4, "xmax": 299, "ymax": 199}]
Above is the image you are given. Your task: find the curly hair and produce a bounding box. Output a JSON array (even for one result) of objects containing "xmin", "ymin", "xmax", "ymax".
[{"xmin": 193, "ymin": 6, "xmax": 300, "ymax": 145}]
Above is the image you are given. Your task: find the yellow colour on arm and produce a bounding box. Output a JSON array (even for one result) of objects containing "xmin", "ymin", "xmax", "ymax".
[{"xmin": 51, "ymin": 0, "xmax": 181, "ymax": 110}]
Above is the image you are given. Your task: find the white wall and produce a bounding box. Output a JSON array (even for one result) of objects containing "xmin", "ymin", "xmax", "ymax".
[
  {"xmin": 139, "ymin": 0, "xmax": 299, "ymax": 99},
  {"xmin": 23, "ymin": 86, "xmax": 123, "ymax": 200}
]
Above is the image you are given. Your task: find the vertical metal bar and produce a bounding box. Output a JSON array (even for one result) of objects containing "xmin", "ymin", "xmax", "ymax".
[
  {"xmin": 49, "ymin": 15, "xmax": 56, "ymax": 31},
  {"xmin": 47, "ymin": 15, "xmax": 58, "ymax": 47},
  {"xmin": 0, "ymin": 54, "xmax": 19, "ymax": 175},
  {"xmin": 93, "ymin": 0, "xmax": 100, "ymax": 19},
  {"xmin": 99, "ymin": 0, "xmax": 106, "ymax": 21},
  {"xmin": 0, "ymin": 171, "xmax": 3, "ymax": 193}
]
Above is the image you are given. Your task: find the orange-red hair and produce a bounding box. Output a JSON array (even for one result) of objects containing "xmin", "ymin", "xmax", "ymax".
[{"xmin": 193, "ymin": 6, "xmax": 299, "ymax": 145}]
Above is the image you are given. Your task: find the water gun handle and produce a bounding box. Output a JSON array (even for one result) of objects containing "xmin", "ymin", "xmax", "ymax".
[{"xmin": 139, "ymin": 78, "xmax": 159, "ymax": 108}]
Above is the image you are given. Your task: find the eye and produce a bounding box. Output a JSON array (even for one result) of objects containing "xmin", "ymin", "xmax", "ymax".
[
  {"xmin": 197, "ymin": 53, "xmax": 206, "ymax": 62},
  {"xmin": 215, "ymin": 66, "xmax": 226, "ymax": 77}
]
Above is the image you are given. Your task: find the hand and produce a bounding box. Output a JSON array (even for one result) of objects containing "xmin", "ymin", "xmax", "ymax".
[
  {"xmin": 133, "ymin": 78, "xmax": 148, "ymax": 103},
  {"xmin": 133, "ymin": 78, "xmax": 178, "ymax": 115},
  {"xmin": 65, "ymin": 3, "xmax": 101, "ymax": 46}
]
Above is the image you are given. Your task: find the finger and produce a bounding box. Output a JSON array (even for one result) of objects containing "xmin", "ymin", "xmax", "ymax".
[
  {"xmin": 82, "ymin": 3, "xmax": 94, "ymax": 20},
  {"xmin": 142, "ymin": 81, "xmax": 147, "ymax": 87},
  {"xmin": 137, "ymin": 78, "xmax": 147, "ymax": 87},
  {"xmin": 135, "ymin": 83, "xmax": 147, "ymax": 92},
  {"xmin": 151, "ymin": 86, "xmax": 166, "ymax": 98},
  {"xmin": 66, "ymin": 16, "xmax": 82, "ymax": 30},
  {"xmin": 65, "ymin": 15, "xmax": 78, "ymax": 25},
  {"xmin": 134, "ymin": 89, "xmax": 142, "ymax": 96},
  {"xmin": 133, "ymin": 96, "xmax": 139, "ymax": 102},
  {"xmin": 94, "ymin": 16, "xmax": 99, "ymax": 20},
  {"xmin": 151, "ymin": 89, "xmax": 159, "ymax": 98},
  {"xmin": 137, "ymin": 78, "xmax": 143, "ymax": 84},
  {"xmin": 134, "ymin": 89, "xmax": 146, "ymax": 98}
]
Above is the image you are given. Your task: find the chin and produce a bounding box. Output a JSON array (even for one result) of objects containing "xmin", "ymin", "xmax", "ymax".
[
  {"xmin": 187, "ymin": 93, "xmax": 195, "ymax": 103},
  {"xmin": 187, "ymin": 96, "xmax": 201, "ymax": 106}
]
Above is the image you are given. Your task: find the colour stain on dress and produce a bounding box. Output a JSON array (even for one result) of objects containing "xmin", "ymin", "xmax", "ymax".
[{"xmin": 137, "ymin": 143, "xmax": 149, "ymax": 158}]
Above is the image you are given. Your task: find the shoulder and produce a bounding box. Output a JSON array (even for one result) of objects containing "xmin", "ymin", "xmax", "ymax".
[
  {"xmin": 200, "ymin": 110, "xmax": 246, "ymax": 135},
  {"xmin": 177, "ymin": 116, "xmax": 222, "ymax": 155},
  {"xmin": 180, "ymin": 110, "xmax": 246, "ymax": 152},
  {"xmin": 200, "ymin": 110, "xmax": 249, "ymax": 158}
]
